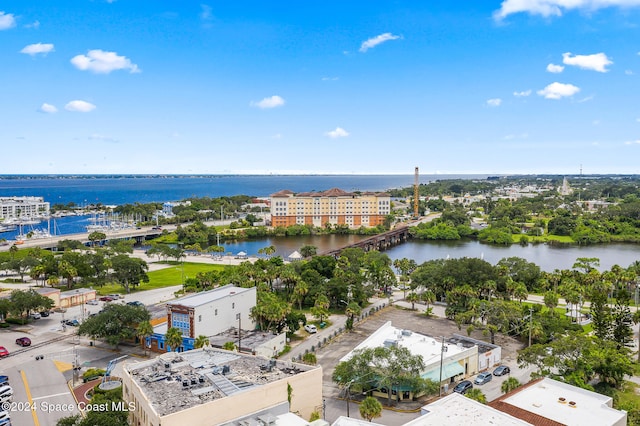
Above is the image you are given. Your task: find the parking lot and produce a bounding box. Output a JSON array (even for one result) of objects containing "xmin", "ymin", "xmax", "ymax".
[{"xmin": 316, "ymin": 304, "xmax": 535, "ymax": 424}]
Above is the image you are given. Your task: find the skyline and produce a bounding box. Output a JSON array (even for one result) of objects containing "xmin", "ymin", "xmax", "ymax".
[{"xmin": 1, "ymin": 1, "xmax": 640, "ymax": 175}]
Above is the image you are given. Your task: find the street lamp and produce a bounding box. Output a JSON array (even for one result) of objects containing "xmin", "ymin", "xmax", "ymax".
[{"xmin": 438, "ymin": 336, "xmax": 448, "ymax": 397}]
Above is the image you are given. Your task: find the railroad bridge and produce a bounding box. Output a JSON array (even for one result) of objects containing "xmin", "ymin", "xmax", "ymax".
[{"xmin": 320, "ymin": 226, "xmax": 411, "ymax": 257}]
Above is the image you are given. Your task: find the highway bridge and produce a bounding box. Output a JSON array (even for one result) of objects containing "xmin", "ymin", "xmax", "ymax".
[{"xmin": 0, "ymin": 226, "xmax": 172, "ymax": 252}]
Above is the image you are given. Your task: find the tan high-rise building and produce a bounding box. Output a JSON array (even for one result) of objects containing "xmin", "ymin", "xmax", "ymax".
[{"xmin": 270, "ymin": 188, "xmax": 390, "ymax": 228}]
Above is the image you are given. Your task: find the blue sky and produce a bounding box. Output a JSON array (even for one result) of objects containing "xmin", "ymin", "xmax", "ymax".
[{"xmin": 1, "ymin": 1, "xmax": 640, "ymax": 175}]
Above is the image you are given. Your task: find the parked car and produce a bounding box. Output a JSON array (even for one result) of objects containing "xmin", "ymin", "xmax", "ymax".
[
  {"xmin": 493, "ymin": 365, "xmax": 511, "ymax": 376},
  {"xmin": 453, "ymin": 380, "xmax": 473, "ymax": 394},
  {"xmin": 0, "ymin": 376, "xmax": 8, "ymax": 386},
  {"xmin": 304, "ymin": 324, "xmax": 317, "ymax": 334},
  {"xmin": 86, "ymin": 299, "xmax": 99, "ymax": 305},
  {"xmin": 0, "ymin": 385, "xmax": 13, "ymax": 401},
  {"xmin": 108, "ymin": 294, "xmax": 124, "ymax": 300},
  {"xmin": 39, "ymin": 310, "xmax": 50, "ymax": 317},
  {"xmin": 15, "ymin": 337, "xmax": 31, "ymax": 347},
  {"xmin": 29, "ymin": 312, "xmax": 41, "ymax": 320},
  {"xmin": 0, "ymin": 348, "xmax": 8, "ymax": 358},
  {"xmin": 127, "ymin": 301, "xmax": 144, "ymax": 307},
  {"xmin": 99, "ymin": 296, "xmax": 114, "ymax": 302},
  {"xmin": 0, "ymin": 410, "xmax": 9, "ymax": 422},
  {"xmin": 63, "ymin": 319, "xmax": 80, "ymax": 327},
  {"xmin": 474, "ymin": 372, "xmax": 493, "ymax": 385}
]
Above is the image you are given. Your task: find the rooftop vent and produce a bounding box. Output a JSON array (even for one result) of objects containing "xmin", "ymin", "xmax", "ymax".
[
  {"xmin": 222, "ymin": 365, "xmax": 231, "ymax": 375},
  {"xmin": 569, "ymin": 401, "xmax": 577, "ymax": 408},
  {"xmin": 401, "ymin": 330, "xmax": 412, "ymax": 336},
  {"xmin": 558, "ymin": 397, "xmax": 566, "ymax": 404},
  {"xmin": 383, "ymin": 339, "xmax": 398, "ymax": 348}
]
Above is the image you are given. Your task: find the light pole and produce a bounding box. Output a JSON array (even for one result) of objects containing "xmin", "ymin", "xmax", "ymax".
[
  {"xmin": 346, "ymin": 380, "xmax": 354, "ymax": 417},
  {"xmin": 236, "ymin": 313, "xmax": 241, "ymax": 352},
  {"xmin": 438, "ymin": 336, "xmax": 448, "ymax": 397},
  {"xmin": 528, "ymin": 307, "xmax": 534, "ymax": 347}
]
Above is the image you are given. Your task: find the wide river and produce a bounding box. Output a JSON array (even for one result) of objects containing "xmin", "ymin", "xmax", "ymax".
[{"xmin": 217, "ymin": 236, "xmax": 640, "ymax": 272}]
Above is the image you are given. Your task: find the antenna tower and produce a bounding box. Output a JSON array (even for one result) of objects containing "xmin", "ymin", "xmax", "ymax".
[{"xmin": 414, "ymin": 167, "xmax": 419, "ymax": 219}]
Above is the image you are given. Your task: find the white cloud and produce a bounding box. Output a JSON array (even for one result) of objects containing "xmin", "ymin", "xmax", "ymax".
[
  {"xmin": 200, "ymin": 4, "xmax": 212, "ymax": 20},
  {"xmin": 562, "ymin": 52, "xmax": 612, "ymax": 72},
  {"xmin": 625, "ymin": 70, "xmax": 634, "ymax": 75},
  {"xmin": 359, "ymin": 33, "xmax": 401, "ymax": 52},
  {"xmin": 65, "ymin": 100, "xmax": 96, "ymax": 112},
  {"xmin": 25, "ymin": 20, "xmax": 40, "ymax": 29},
  {"xmin": 89, "ymin": 134, "xmax": 118, "ymax": 143},
  {"xmin": 513, "ymin": 90, "xmax": 532, "ymax": 97},
  {"xmin": 39, "ymin": 103, "xmax": 58, "ymax": 113},
  {"xmin": 494, "ymin": 0, "xmax": 640, "ymax": 20},
  {"xmin": 537, "ymin": 82, "xmax": 580, "ymax": 99},
  {"xmin": 0, "ymin": 11, "xmax": 16, "ymax": 30},
  {"xmin": 250, "ymin": 95, "xmax": 285, "ymax": 109},
  {"xmin": 71, "ymin": 49, "xmax": 140, "ymax": 74},
  {"xmin": 20, "ymin": 43, "xmax": 54, "ymax": 56},
  {"xmin": 325, "ymin": 127, "xmax": 349, "ymax": 138},
  {"xmin": 624, "ymin": 140, "xmax": 640, "ymax": 145},
  {"xmin": 487, "ymin": 98, "xmax": 502, "ymax": 107},
  {"xmin": 546, "ymin": 63, "xmax": 564, "ymax": 73},
  {"xmin": 578, "ymin": 95, "xmax": 594, "ymax": 103}
]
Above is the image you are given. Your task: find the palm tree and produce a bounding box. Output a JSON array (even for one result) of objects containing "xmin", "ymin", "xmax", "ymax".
[
  {"xmin": 292, "ymin": 280, "xmax": 309, "ymax": 311},
  {"xmin": 406, "ymin": 292, "xmax": 420, "ymax": 310},
  {"xmin": 464, "ymin": 388, "xmax": 487, "ymax": 404},
  {"xmin": 194, "ymin": 335, "xmax": 210, "ymax": 349},
  {"xmin": 136, "ymin": 320, "xmax": 154, "ymax": 356},
  {"xmin": 359, "ymin": 396, "xmax": 383, "ymax": 422},
  {"xmin": 165, "ymin": 327, "xmax": 183, "ymax": 352},
  {"xmin": 501, "ymin": 377, "xmax": 521, "ymax": 394},
  {"xmin": 421, "ymin": 290, "xmax": 436, "ymax": 315}
]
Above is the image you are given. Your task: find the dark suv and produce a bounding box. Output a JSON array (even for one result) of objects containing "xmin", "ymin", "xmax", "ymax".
[{"xmin": 453, "ymin": 380, "xmax": 473, "ymax": 394}]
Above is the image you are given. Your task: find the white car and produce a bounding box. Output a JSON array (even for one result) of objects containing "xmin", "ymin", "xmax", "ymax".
[
  {"xmin": 0, "ymin": 385, "xmax": 13, "ymax": 401},
  {"xmin": 304, "ymin": 324, "xmax": 317, "ymax": 334},
  {"xmin": 0, "ymin": 410, "xmax": 9, "ymax": 422},
  {"xmin": 29, "ymin": 312, "xmax": 41, "ymax": 320},
  {"xmin": 86, "ymin": 299, "xmax": 99, "ymax": 305}
]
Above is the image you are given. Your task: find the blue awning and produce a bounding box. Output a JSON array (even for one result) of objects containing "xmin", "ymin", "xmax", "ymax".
[{"xmin": 422, "ymin": 362, "xmax": 464, "ymax": 382}]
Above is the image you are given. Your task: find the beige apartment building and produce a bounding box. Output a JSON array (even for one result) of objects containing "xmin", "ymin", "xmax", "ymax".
[
  {"xmin": 122, "ymin": 348, "xmax": 323, "ymax": 426},
  {"xmin": 270, "ymin": 188, "xmax": 391, "ymax": 228}
]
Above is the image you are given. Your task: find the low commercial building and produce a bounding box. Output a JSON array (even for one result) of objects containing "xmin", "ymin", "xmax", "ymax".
[
  {"xmin": 148, "ymin": 285, "xmax": 256, "ymax": 353},
  {"xmin": 489, "ymin": 377, "xmax": 627, "ymax": 426},
  {"xmin": 411, "ymin": 393, "xmax": 530, "ymax": 425},
  {"xmin": 340, "ymin": 322, "xmax": 481, "ymax": 400},
  {"xmin": 270, "ymin": 188, "xmax": 390, "ymax": 228},
  {"xmin": 449, "ymin": 334, "xmax": 501, "ymax": 372},
  {"xmin": 208, "ymin": 328, "xmax": 286, "ymax": 359},
  {"xmin": 60, "ymin": 288, "xmax": 97, "ymax": 308},
  {"xmin": 122, "ymin": 348, "xmax": 323, "ymax": 426}
]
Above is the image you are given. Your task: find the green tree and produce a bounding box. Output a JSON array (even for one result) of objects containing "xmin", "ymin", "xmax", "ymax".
[
  {"xmin": 311, "ymin": 294, "xmax": 330, "ymax": 323},
  {"xmin": 299, "ymin": 245, "xmax": 317, "ymax": 258},
  {"xmin": 110, "ymin": 254, "xmax": 149, "ymax": 293},
  {"xmin": 359, "ymin": 396, "xmax": 383, "ymax": 422},
  {"xmin": 88, "ymin": 231, "xmax": 107, "ymax": 247},
  {"xmin": 501, "ymin": 377, "xmax": 521, "ymax": 394},
  {"xmin": 222, "ymin": 341, "xmax": 237, "ymax": 351},
  {"xmin": 194, "ymin": 335, "xmax": 210, "ymax": 349},
  {"xmin": 165, "ymin": 326, "xmax": 184, "ymax": 352},
  {"xmin": 78, "ymin": 304, "xmax": 150, "ymax": 349},
  {"xmin": 406, "ymin": 292, "xmax": 420, "ymax": 310},
  {"xmin": 136, "ymin": 320, "xmax": 154, "ymax": 356},
  {"xmin": 345, "ymin": 302, "xmax": 362, "ymax": 330},
  {"xmin": 465, "ymin": 388, "xmax": 487, "ymax": 404}
]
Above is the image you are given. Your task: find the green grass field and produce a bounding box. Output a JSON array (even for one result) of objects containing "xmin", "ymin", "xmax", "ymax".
[{"xmin": 97, "ymin": 262, "xmax": 230, "ymax": 295}]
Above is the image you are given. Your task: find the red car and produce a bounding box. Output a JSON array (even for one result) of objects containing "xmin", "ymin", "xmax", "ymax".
[
  {"xmin": 16, "ymin": 337, "xmax": 31, "ymax": 347},
  {"xmin": 0, "ymin": 347, "xmax": 8, "ymax": 357},
  {"xmin": 99, "ymin": 296, "xmax": 114, "ymax": 302}
]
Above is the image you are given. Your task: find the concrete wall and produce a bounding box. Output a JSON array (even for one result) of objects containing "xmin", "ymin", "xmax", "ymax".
[
  {"xmin": 254, "ymin": 332, "xmax": 286, "ymax": 359},
  {"xmin": 191, "ymin": 287, "xmax": 257, "ymax": 336}
]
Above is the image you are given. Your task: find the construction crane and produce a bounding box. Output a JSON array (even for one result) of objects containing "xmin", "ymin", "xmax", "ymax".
[{"xmin": 413, "ymin": 167, "xmax": 420, "ymax": 219}]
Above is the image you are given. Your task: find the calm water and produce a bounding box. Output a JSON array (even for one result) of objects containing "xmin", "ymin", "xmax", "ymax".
[{"xmin": 0, "ymin": 174, "xmax": 489, "ymax": 206}]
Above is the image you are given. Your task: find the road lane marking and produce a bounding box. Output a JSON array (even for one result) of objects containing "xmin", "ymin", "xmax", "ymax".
[
  {"xmin": 32, "ymin": 391, "xmax": 71, "ymax": 401},
  {"xmin": 20, "ymin": 369, "xmax": 40, "ymax": 426}
]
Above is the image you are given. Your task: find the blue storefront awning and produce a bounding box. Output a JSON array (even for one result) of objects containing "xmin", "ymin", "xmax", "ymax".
[{"xmin": 422, "ymin": 362, "xmax": 464, "ymax": 382}]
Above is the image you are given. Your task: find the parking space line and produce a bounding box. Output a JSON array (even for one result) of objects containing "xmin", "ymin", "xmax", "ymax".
[{"xmin": 20, "ymin": 369, "xmax": 40, "ymax": 426}]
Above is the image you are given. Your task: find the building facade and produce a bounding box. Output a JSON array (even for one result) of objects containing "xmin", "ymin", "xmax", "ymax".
[
  {"xmin": 149, "ymin": 285, "xmax": 257, "ymax": 353},
  {"xmin": 0, "ymin": 196, "xmax": 50, "ymax": 220},
  {"xmin": 270, "ymin": 188, "xmax": 391, "ymax": 228}
]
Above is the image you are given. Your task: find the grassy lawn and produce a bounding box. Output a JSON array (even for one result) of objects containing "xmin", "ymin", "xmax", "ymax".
[
  {"xmin": 96, "ymin": 262, "xmax": 230, "ymax": 295},
  {"xmin": 514, "ymin": 234, "xmax": 574, "ymax": 244}
]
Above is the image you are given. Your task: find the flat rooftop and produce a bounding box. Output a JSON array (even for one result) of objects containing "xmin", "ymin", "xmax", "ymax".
[
  {"xmin": 126, "ymin": 348, "xmax": 316, "ymax": 417},
  {"xmin": 208, "ymin": 328, "xmax": 279, "ymax": 349},
  {"xmin": 340, "ymin": 321, "xmax": 469, "ymax": 365},
  {"xmin": 409, "ymin": 393, "xmax": 530, "ymax": 426},
  {"xmin": 491, "ymin": 378, "xmax": 626, "ymax": 426},
  {"xmin": 168, "ymin": 284, "xmax": 251, "ymax": 308}
]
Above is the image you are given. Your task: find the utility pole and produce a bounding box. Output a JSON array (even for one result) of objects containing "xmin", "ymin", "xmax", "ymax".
[
  {"xmin": 236, "ymin": 313, "xmax": 241, "ymax": 352},
  {"xmin": 528, "ymin": 307, "xmax": 534, "ymax": 347},
  {"xmin": 438, "ymin": 336, "xmax": 447, "ymax": 396}
]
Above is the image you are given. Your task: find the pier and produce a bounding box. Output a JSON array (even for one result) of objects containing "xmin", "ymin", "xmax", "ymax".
[{"xmin": 320, "ymin": 225, "xmax": 412, "ymax": 257}]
